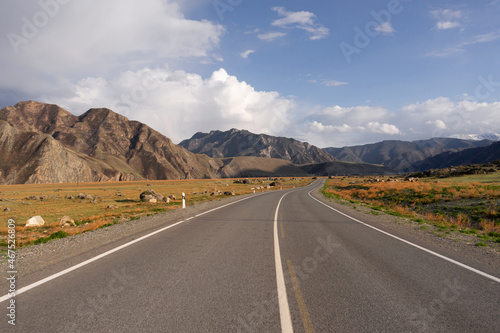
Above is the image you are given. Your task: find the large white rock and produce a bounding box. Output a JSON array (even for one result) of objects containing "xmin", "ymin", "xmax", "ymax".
[{"xmin": 25, "ymin": 216, "xmax": 45, "ymax": 228}]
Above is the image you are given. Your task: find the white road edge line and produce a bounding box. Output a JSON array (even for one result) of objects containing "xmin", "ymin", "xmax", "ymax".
[
  {"xmin": 0, "ymin": 193, "xmax": 262, "ymax": 304},
  {"xmin": 308, "ymin": 188, "xmax": 500, "ymax": 284},
  {"xmin": 274, "ymin": 192, "xmax": 294, "ymax": 333}
]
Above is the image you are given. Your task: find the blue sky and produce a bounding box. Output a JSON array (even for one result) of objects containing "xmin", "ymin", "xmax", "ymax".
[{"xmin": 1, "ymin": 0, "xmax": 499, "ymax": 147}]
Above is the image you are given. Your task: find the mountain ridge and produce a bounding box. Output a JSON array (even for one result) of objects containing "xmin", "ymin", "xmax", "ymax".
[
  {"xmin": 0, "ymin": 101, "xmax": 220, "ymax": 184},
  {"xmin": 415, "ymin": 141, "xmax": 500, "ymax": 171},
  {"xmin": 324, "ymin": 138, "xmax": 494, "ymax": 172},
  {"xmin": 180, "ymin": 128, "xmax": 336, "ymax": 165}
]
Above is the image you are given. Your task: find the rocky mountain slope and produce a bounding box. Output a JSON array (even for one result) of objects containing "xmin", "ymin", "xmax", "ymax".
[
  {"xmin": 324, "ymin": 138, "xmax": 494, "ymax": 172},
  {"xmin": 179, "ymin": 129, "xmax": 336, "ymax": 165},
  {"xmin": 0, "ymin": 101, "xmax": 220, "ymax": 184},
  {"xmin": 415, "ymin": 141, "xmax": 500, "ymax": 171}
]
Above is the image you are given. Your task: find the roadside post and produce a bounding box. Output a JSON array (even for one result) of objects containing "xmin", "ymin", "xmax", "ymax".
[{"xmin": 182, "ymin": 192, "xmax": 185, "ymax": 209}]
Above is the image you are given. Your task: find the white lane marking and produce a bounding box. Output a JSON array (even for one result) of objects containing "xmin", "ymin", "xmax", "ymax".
[
  {"xmin": 0, "ymin": 193, "xmax": 262, "ymax": 304},
  {"xmin": 308, "ymin": 188, "xmax": 500, "ymax": 284},
  {"xmin": 194, "ymin": 193, "xmax": 265, "ymax": 218},
  {"xmin": 274, "ymin": 192, "xmax": 294, "ymax": 333}
]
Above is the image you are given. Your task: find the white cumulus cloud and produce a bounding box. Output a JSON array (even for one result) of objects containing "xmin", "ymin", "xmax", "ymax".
[
  {"xmin": 51, "ymin": 67, "xmax": 296, "ymax": 143},
  {"xmin": 0, "ymin": 0, "xmax": 224, "ymax": 95},
  {"xmin": 365, "ymin": 122, "xmax": 401, "ymax": 135},
  {"xmin": 401, "ymin": 97, "xmax": 500, "ymax": 138}
]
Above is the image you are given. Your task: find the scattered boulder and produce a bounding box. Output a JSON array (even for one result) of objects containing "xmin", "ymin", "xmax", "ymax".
[
  {"xmin": 40, "ymin": 195, "xmax": 48, "ymax": 200},
  {"xmin": 78, "ymin": 193, "xmax": 86, "ymax": 199},
  {"xmin": 224, "ymin": 191, "xmax": 236, "ymax": 196},
  {"xmin": 168, "ymin": 195, "xmax": 176, "ymax": 200},
  {"xmin": 141, "ymin": 195, "xmax": 155, "ymax": 202},
  {"xmin": 154, "ymin": 193, "xmax": 165, "ymax": 202},
  {"xmin": 4, "ymin": 207, "xmax": 11, "ymax": 212},
  {"xmin": 148, "ymin": 198, "xmax": 157, "ymax": 204},
  {"xmin": 140, "ymin": 190, "xmax": 164, "ymax": 202},
  {"xmin": 269, "ymin": 181, "xmax": 281, "ymax": 187},
  {"xmin": 107, "ymin": 205, "xmax": 119, "ymax": 210},
  {"xmin": 66, "ymin": 195, "xmax": 75, "ymax": 200},
  {"xmin": 59, "ymin": 216, "xmax": 76, "ymax": 227},
  {"xmin": 25, "ymin": 216, "xmax": 45, "ymax": 228},
  {"xmin": 27, "ymin": 195, "xmax": 40, "ymax": 201},
  {"xmin": 140, "ymin": 190, "xmax": 156, "ymax": 201},
  {"xmin": 85, "ymin": 194, "xmax": 94, "ymax": 200},
  {"xmin": 404, "ymin": 176, "xmax": 419, "ymax": 182},
  {"xmin": 162, "ymin": 197, "xmax": 171, "ymax": 203}
]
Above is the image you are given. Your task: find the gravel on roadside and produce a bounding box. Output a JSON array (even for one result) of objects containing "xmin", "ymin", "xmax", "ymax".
[
  {"xmin": 309, "ymin": 186, "xmax": 500, "ymax": 271},
  {"xmin": 0, "ymin": 192, "xmax": 259, "ymax": 279}
]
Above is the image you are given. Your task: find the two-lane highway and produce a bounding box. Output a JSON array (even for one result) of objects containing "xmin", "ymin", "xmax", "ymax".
[{"xmin": 1, "ymin": 180, "xmax": 499, "ymax": 332}]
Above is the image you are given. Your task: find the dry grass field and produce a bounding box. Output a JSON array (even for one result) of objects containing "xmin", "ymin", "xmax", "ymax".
[
  {"xmin": 322, "ymin": 172, "xmax": 500, "ymax": 246},
  {"xmin": 0, "ymin": 177, "xmax": 313, "ymax": 248}
]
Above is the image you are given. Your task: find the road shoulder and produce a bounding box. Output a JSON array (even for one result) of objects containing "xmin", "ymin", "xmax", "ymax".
[
  {"xmin": 0, "ymin": 192, "xmax": 263, "ymax": 282},
  {"xmin": 309, "ymin": 185, "xmax": 500, "ymax": 278}
]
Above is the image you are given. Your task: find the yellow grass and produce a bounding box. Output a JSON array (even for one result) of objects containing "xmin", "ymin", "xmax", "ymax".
[
  {"xmin": 323, "ymin": 174, "xmax": 500, "ymax": 238},
  {"xmin": 0, "ymin": 177, "xmax": 314, "ymax": 247}
]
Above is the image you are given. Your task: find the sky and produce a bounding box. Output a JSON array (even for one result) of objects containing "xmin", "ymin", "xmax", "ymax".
[{"xmin": 1, "ymin": 0, "xmax": 499, "ymax": 148}]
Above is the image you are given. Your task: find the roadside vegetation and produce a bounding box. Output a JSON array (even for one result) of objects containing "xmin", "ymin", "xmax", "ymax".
[
  {"xmin": 322, "ymin": 170, "xmax": 500, "ymax": 249},
  {"xmin": 0, "ymin": 177, "xmax": 313, "ymax": 248}
]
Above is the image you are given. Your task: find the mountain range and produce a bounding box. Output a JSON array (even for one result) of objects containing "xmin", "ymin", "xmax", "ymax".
[
  {"xmin": 1, "ymin": 101, "xmax": 499, "ymax": 184},
  {"xmin": 182, "ymin": 129, "xmax": 498, "ymax": 173},
  {"xmin": 0, "ymin": 101, "xmax": 222, "ymax": 184},
  {"xmin": 0, "ymin": 101, "xmax": 350, "ymax": 184},
  {"xmin": 324, "ymin": 138, "xmax": 495, "ymax": 172},
  {"xmin": 414, "ymin": 141, "xmax": 500, "ymax": 171},
  {"xmin": 180, "ymin": 129, "xmax": 335, "ymax": 165}
]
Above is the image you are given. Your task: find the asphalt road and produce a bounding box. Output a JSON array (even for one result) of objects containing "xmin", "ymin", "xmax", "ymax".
[{"xmin": 1, "ymin": 180, "xmax": 499, "ymax": 332}]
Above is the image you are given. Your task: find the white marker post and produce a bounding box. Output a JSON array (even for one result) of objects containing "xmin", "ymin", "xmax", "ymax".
[{"xmin": 182, "ymin": 192, "xmax": 186, "ymax": 209}]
